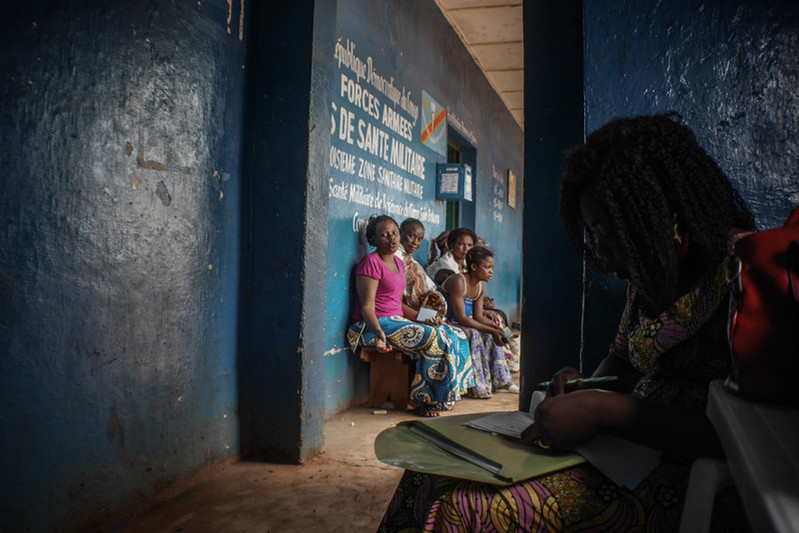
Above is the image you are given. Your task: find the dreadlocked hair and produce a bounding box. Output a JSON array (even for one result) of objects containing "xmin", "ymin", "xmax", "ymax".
[{"xmin": 559, "ymin": 113, "xmax": 755, "ymax": 314}]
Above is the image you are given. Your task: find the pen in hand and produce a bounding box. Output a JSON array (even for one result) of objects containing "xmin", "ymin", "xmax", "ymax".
[{"xmin": 536, "ymin": 375, "xmax": 619, "ymax": 389}]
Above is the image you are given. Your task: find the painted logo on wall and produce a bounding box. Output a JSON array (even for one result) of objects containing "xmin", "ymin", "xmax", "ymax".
[{"xmin": 421, "ymin": 90, "xmax": 447, "ymax": 157}]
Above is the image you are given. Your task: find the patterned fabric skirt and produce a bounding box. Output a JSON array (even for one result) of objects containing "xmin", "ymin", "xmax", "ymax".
[
  {"xmin": 457, "ymin": 326, "xmax": 514, "ymax": 398},
  {"xmin": 347, "ymin": 316, "xmax": 474, "ymax": 406},
  {"xmin": 378, "ymin": 463, "xmax": 748, "ymax": 532}
]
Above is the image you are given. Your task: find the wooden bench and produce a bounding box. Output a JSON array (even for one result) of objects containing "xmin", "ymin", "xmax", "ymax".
[{"xmin": 360, "ymin": 348, "xmax": 412, "ymax": 410}]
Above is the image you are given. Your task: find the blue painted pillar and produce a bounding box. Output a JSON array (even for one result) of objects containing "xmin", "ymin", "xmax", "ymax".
[
  {"xmin": 238, "ymin": 0, "xmax": 330, "ymax": 462},
  {"xmin": 521, "ymin": 1, "xmax": 585, "ymax": 407}
]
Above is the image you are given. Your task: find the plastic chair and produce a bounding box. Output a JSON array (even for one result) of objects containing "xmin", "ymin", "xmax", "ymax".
[{"xmin": 678, "ymin": 457, "xmax": 733, "ymax": 532}]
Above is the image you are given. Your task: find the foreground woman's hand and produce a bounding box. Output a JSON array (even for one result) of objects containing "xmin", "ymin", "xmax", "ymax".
[
  {"xmin": 545, "ymin": 366, "xmax": 584, "ymax": 397},
  {"xmin": 522, "ymin": 390, "xmax": 604, "ymax": 449}
]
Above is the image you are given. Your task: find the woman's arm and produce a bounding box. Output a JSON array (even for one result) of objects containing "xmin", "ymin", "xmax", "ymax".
[
  {"xmin": 472, "ymin": 284, "xmax": 508, "ymax": 345},
  {"xmin": 471, "ymin": 286, "xmax": 497, "ymax": 329},
  {"xmin": 444, "ymin": 277, "xmax": 506, "ymax": 344},
  {"xmin": 527, "ymin": 389, "xmax": 723, "ymax": 459},
  {"xmin": 355, "ymin": 274, "xmax": 390, "ymax": 352}
]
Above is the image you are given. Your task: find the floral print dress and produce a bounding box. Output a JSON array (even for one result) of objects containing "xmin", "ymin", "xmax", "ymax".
[{"xmin": 378, "ymin": 261, "xmax": 748, "ymax": 532}]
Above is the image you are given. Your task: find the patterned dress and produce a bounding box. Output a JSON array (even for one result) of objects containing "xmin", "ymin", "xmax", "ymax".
[
  {"xmin": 444, "ymin": 275, "xmax": 515, "ymax": 398},
  {"xmin": 348, "ymin": 253, "xmax": 473, "ymax": 407},
  {"xmin": 396, "ymin": 245, "xmax": 447, "ymax": 318},
  {"xmin": 347, "ymin": 317, "xmax": 473, "ymax": 406},
  {"xmin": 378, "ymin": 261, "xmax": 749, "ymax": 532}
]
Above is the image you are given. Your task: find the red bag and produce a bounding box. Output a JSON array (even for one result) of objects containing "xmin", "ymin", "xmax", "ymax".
[{"xmin": 726, "ymin": 206, "xmax": 799, "ymax": 405}]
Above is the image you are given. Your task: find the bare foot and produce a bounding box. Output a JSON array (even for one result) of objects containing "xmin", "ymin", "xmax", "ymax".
[{"xmin": 410, "ymin": 405, "xmax": 440, "ymax": 417}]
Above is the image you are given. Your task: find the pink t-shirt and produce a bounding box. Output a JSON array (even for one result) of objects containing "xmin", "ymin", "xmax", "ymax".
[{"xmin": 352, "ymin": 252, "xmax": 405, "ymax": 322}]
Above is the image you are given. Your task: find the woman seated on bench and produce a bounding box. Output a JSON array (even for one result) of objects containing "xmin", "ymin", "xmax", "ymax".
[
  {"xmin": 441, "ymin": 245, "xmax": 517, "ymax": 398},
  {"xmin": 347, "ymin": 215, "xmax": 473, "ymax": 417},
  {"xmin": 395, "ymin": 217, "xmax": 446, "ymax": 322},
  {"xmin": 378, "ymin": 114, "xmax": 755, "ymax": 530},
  {"xmin": 426, "ymin": 227, "xmax": 476, "ymax": 280}
]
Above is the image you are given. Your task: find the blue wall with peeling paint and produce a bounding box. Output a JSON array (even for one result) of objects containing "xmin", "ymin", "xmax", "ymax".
[
  {"xmin": 521, "ymin": 0, "xmax": 799, "ymax": 402},
  {"xmin": 237, "ymin": 0, "xmax": 331, "ymax": 464},
  {"xmin": 579, "ymin": 0, "xmax": 799, "ymax": 371},
  {"xmin": 0, "ymin": 1, "xmax": 246, "ymax": 530},
  {"xmin": 520, "ymin": 0, "xmax": 585, "ymax": 407},
  {"xmin": 0, "ymin": 0, "xmax": 523, "ymax": 529}
]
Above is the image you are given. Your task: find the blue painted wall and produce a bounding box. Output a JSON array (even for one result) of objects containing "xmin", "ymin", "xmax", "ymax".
[
  {"xmin": 237, "ymin": 0, "xmax": 329, "ymax": 465},
  {"xmin": 0, "ymin": 0, "xmax": 524, "ymax": 528},
  {"xmin": 321, "ymin": 0, "xmax": 525, "ymax": 417},
  {"xmin": 579, "ymin": 0, "xmax": 799, "ymax": 371},
  {"xmin": 520, "ymin": 0, "xmax": 585, "ymax": 408},
  {"xmin": 23, "ymin": 0, "xmax": 797, "ymax": 528},
  {"xmin": 0, "ymin": 1, "xmax": 246, "ymax": 530},
  {"xmin": 522, "ymin": 0, "xmax": 799, "ymax": 402}
]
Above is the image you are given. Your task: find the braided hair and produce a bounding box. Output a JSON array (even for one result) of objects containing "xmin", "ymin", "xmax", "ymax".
[{"xmin": 559, "ymin": 114, "xmax": 755, "ymax": 314}]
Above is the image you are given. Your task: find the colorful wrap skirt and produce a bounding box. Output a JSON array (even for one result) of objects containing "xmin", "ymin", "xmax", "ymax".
[
  {"xmin": 457, "ymin": 326, "xmax": 515, "ymax": 398},
  {"xmin": 347, "ymin": 316, "xmax": 474, "ymax": 406},
  {"xmin": 378, "ymin": 462, "xmax": 747, "ymax": 532}
]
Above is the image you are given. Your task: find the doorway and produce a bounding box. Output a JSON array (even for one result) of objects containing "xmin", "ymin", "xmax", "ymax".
[{"xmin": 445, "ymin": 126, "xmax": 476, "ymax": 230}]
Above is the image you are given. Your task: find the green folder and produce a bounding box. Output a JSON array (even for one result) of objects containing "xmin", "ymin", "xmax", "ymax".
[{"xmin": 374, "ymin": 413, "xmax": 585, "ymax": 486}]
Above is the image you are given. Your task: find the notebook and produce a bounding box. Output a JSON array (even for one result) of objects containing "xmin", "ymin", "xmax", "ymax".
[
  {"xmin": 462, "ymin": 391, "xmax": 663, "ymax": 489},
  {"xmin": 374, "ymin": 413, "xmax": 585, "ymax": 485}
]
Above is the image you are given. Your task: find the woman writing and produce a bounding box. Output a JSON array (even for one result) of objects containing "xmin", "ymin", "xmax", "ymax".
[
  {"xmin": 378, "ymin": 114, "xmax": 754, "ymax": 530},
  {"xmin": 442, "ymin": 246, "xmax": 516, "ymax": 398},
  {"xmin": 347, "ymin": 215, "xmax": 473, "ymax": 418}
]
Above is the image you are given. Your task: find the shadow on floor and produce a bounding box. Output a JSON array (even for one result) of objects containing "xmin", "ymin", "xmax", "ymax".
[{"xmin": 118, "ymin": 382, "xmax": 521, "ymax": 533}]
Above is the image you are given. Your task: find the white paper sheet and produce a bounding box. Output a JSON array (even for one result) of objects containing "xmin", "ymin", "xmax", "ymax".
[
  {"xmin": 575, "ymin": 434, "xmax": 662, "ymax": 490},
  {"xmin": 462, "ymin": 410, "xmax": 535, "ymax": 439}
]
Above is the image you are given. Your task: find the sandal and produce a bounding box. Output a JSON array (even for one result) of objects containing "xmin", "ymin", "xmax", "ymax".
[{"xmin": 410, "ymin": 405, "xmax": 440, "ymax": 417}]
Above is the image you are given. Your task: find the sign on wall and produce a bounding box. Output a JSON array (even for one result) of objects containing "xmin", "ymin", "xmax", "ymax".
[
  {"xmin": 326, "ymin": 22, "xmax": 450, "ymax": 363},
  {"xmin": 436, "ymin": 163, "xmax": 473, "ymax": 201},
  {"xmin": 328, "ymin": 37, "xmax": 441, "ymax": 225},
  {"xmin": 421, "ymin": 90, "xmax": 447, "ymax": 157}
]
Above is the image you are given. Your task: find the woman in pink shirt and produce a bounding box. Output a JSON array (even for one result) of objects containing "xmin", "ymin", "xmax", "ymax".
[{"xmin": 347, "ymin": 215, "xmax": 473, "ymax": 417}]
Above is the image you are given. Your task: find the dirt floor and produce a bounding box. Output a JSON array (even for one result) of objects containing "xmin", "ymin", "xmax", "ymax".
[{"xmin": 118, "ymin": 383, "xmax": 521, "ymax": 533}]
